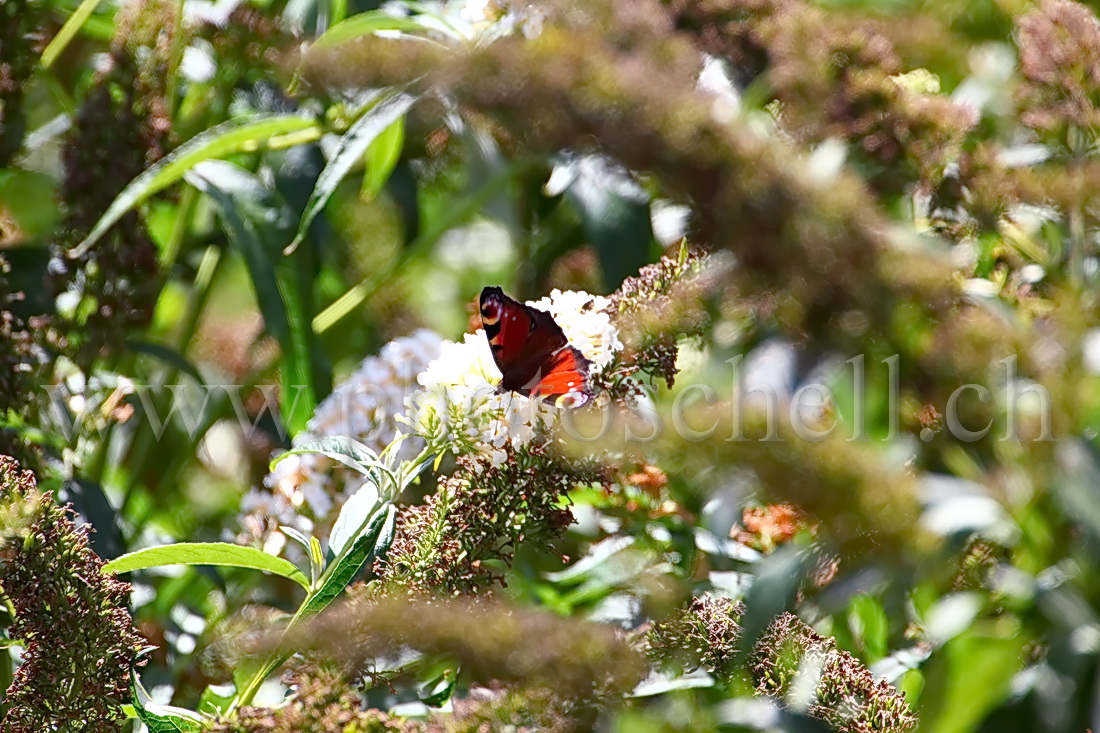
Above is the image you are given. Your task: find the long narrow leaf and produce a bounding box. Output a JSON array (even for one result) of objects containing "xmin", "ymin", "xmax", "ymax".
[
  {"xmin": 270, "ymin": 436, "xmax": 388, "ymax": 482},
  {"xmin": 301, "ymin": 505, "xmax": 396, "ymax": 618},
  {"xmin": 104, "ymin": 542, "xmax": 311, "ymax": 590},
  {"xmin": 185, "ymin": 161, "xmax": 301, "ymax": 419},
  {"xmin": 286, "ymin": 93, "xmax": 416, "ymax": 253},
  {"xmin": 40, "ymin": 0, "xmax": 103, "ymax": 69},
  {"xmin": 328, "ymin": 482, "xmax": 382, "ymax": 558},
  {"xmin": 362, "ymin": 116, "xmax": 406, "ymax": 199},
  {"xmin": 70, "ymin": 115, "xmax": 321, "ymax": 257},
  {"xmin": 312, "ymin": 11, "xmax": 433, "ymax": 48},
  {"xmin": 132, "ymin": 670, "xmax": 205, "ymax": 732}
]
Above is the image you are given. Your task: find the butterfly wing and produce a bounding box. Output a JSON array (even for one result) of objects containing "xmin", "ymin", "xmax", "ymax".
[
  {"xmin": 479, "ymin": 286, "xmax": 590, "ymax": 400},
  {"xmin": 528, "ymin": 345, "xmax": 592, "ymax": 402}
]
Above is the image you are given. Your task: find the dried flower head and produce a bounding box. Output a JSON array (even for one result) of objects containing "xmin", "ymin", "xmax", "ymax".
[
  {"xmin": 0, "ymin": 256, "xmax": 42, "ymax": 429},
  {"xmin": 601, "ymin": 248, "xmax": 714, "ymax": 391},
  {"xmin": 377, "ymin": 446, "xmax": 602, "ymax": 594},
  {"xmin": 648, "ymin": 593, "xmax": 916, "ymax": 732},
  {"xmin": 1017, "ymin": 0, "xmax": 1100, "ymax": 132},
  {"xmin": 293, "ymin": 594, "xmax": 648, "ymax": 702},
  {"xmin": 209, "ymin": 661, "xmax": 410, "ymax": 733},
  {"xmin": 52, "ymin": 46, "xmax": 166, "ymax": 367},
  {"xmin": 646, "ymin": 594, "xmax": 746, "ymax": 678},
  {"xmin": 0, "ymin": 455, "xmax": 145, "ymax": 731},
  {"xmin": 199, "ymin": 4, "xmax": 299, "ymax": 79},
  {"xmin": 439, "ymin": 684, "xmax": 580, "ymax": 733},
  {"xmin": 751, "ymin": 612, "xmax": 916, "ymax": 732}
]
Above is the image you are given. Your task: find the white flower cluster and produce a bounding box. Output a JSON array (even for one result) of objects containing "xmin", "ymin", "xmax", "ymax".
[
  {"xmin": 245, "ymin": 289, "xmax": 622, "ymax": 551},
  {"xmin": 403, "ymin": 289, "xmax": 622, "ymax": 464},
  {"xmin": 526, "ymin": 289, "xmax": 620, "ymax": 371},
  {"xmin": 240, "ymin": 329, "xmax": 444, "ymax": 552}
]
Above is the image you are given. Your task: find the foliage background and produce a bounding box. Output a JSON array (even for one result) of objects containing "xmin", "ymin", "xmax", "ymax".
[{"xmin": 3, "ymin": 0, "xmax": 1100, "ymax": 730}]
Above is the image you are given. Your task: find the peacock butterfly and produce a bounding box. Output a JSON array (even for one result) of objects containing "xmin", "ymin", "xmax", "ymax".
[{"xmin": 479, "ymin": 286, "xmax": 592, "ymax": 404}]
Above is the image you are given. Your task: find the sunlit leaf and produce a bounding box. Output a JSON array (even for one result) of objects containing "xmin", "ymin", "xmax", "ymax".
[
  {"xmin": 270, "ymin": 436, "xmax": 388, "ymax": 482},
  {"xmin": 362, "ymin": 115, "xmax": 406, "ymax": 200},
  {"xmin": 287, "ymin": 93, "xmax": 416, "ymax": 253},
  {"xmin": 300, "ymin": 504, "xmax": 396, "ymax": 619},
  {"xmin": 70, "ymin": 115, "xmax": 321, "ymax": 257},
  {"xmin": 311, "ymin": 11, "xmax": 434, "ymax": 48},
  {"xmin": 328, "ymin": 481, "xmax": 382, "ymax": 558},
  {"xmin": 847, "ymin": 593, "xmax": 889, "ymax": 661},
  {"xmin": 104, "ymin": 542, "xmax": 310, "ymax": 590},
  {"xmin": 131, "ymin": 669, "xmax": 205, "ymax": 732}
]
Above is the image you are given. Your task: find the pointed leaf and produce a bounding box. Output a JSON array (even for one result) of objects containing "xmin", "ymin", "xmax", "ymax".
[
  {"xmin": 185, "ymin": 161, "xmax": 292, "ymax": 345},
  {"xmin": 186, "ymin": 160, "xmax": 319, "ymax": 432},
  {"xmin": 328, "ymin": 481, "xmax": 382, "ymax": 558},
  {"xmin": 104, "ymin": 542, "xmax": 310, "ymax": 590},
  {"xmin": 132, "ymin": 670, "xmax": 205, "ymax": 732},
  {"xmin": 271, "ymin": 436, "xmax": 387, "ymax": 481},
  {"xmin": 301, "ymin": 505, "xmax": 396, "ymax": 619},
  {"xmin": 70, "ymin": 115, "xmax": 321, "ymax": 257},
  {"xmin": 362, "ymin": 116, "xmax": 405, "ymax": 199},
  {"xmin": 280, "ymin": 525, "xmax": 311, "ymax": 553},
  {"xmin": 312, "ymin": 11, "xmax": 434, "ymax": 48},
  {"xmin": 287, "ymin": 93, "xmax": 416, "ymax": 253}
]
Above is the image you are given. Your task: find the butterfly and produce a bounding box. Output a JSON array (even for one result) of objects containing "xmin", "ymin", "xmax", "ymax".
[{"xmin": 479, "ymin": 286, "xmax": 592, "ymax": 405}]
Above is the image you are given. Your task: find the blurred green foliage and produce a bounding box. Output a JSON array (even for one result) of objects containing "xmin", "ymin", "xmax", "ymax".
[{"xmin": 4, "ymin": 0, "xmax": 1100, "ymax": 730}]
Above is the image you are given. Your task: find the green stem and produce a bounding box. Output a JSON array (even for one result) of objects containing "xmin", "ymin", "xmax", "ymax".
[
  {"xmin": 120, "ymin": 246, "xmax": 222, "ymax": 527},
  {"xmin": 159, "ymin": 185, "xmax": 198, "ymax": 268},
  {"xmin": 164, "ymin": 0, "xmax": 186, "ymax": 119},
  {"xmin": 39, "ymin": 0, "xmax": 103, "ymax": 70}
]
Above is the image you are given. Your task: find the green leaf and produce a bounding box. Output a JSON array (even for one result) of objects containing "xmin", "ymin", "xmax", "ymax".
[
  {"xmin": 0, "ymin": 169, "xmax": 59, "ymax": 240},
  {"xmin": 362, "ymin": 115, "xmax": 406, "ymax": 200},
  {"xmin": 328, "ymin": 481, "xmax": 382, "ymax": 558},
  {"xmin": 548, "ymin": 152, "xmax": 654, "ymax": 289},
  {"xmin": 847, "ymin": 593, "xmax": 889, "ymax": 661},
  {"xmin": 183, "ymin": 162, "xmax": 291, "ymax": 343},
  {"xmin": 311, "ymin": 11, "xmax": 433, "ymax": 48},
  {"xmin": 197, "ymin": 683, "xmax": 236, "ymax": 717},
  {"xmin": 39, "ymin": 0, "xmax": 103, "ymax": 70},
  {"xmin": 232, "ymin": 505, "xmax": 396, "ymax": 708},
  {"xmin": 270, "ymin": 436, "xmax": 388, "ymax": 482},
  {"xmin": 104, "ymin": 542, "xmax": 310, "ymax": 590},
  {"xmin": 185, "ymin": 160, "xmax": 319, "ymax": 433},
  {"xmin": 302, "ymin": 504, "xmax": 395, "ymax": 618},
  {"xmin": 70, "ymin": 115, "xmax": 321, "ymax": 257},
  {"xmin": 131, "ymin": 669, "xmax": 205, "ymax": 732},
  {"xmin": 917, "ymin": 627, "xmax": 1026, "ymax": 733},
  {"xmin": 127, "ymin": 340, "xmax": 205, "ymax": 385},
  {"xmin": 287, "ymin": 93, "xmax": 416, "ymax": 253}
]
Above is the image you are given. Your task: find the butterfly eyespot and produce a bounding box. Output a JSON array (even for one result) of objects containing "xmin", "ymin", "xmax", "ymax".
[
  {"xmin": 481, "ymin": 300, "xmax": 501, "ymax": 325},
  {"xmin": 555, "ymin": 391, "xmax": 590, "ymax": 409}
]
